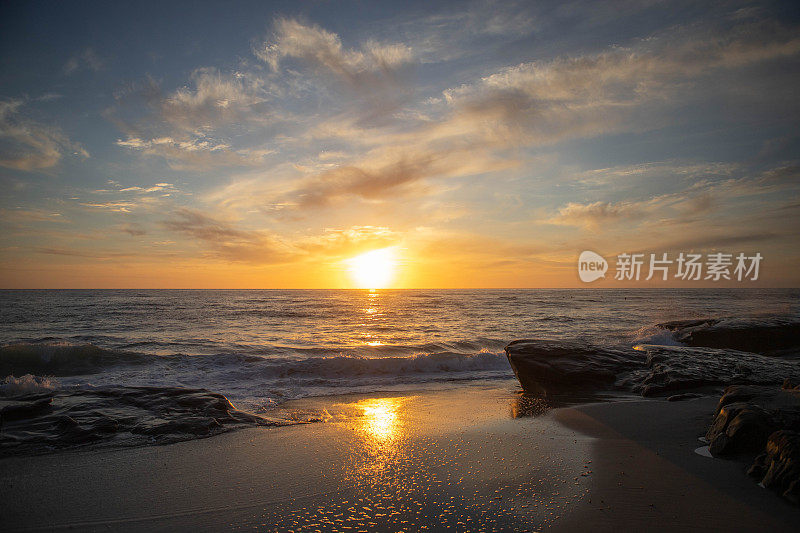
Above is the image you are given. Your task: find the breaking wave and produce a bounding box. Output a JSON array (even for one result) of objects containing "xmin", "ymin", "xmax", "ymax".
[
  {"xmin": 0, "ymin": 342, "xmax": 150, "ymax": 376},
  {"xmin": 0, "ymin": 374, "xmax": 58, "ymax": 396},
  {"xmin": 0, "ymin": 341, "xmax": 510, "ymax": 378}
]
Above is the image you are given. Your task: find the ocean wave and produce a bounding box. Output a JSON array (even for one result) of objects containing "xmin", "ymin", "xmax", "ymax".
[
  {"xmin": 0, "ymin": 338, "xmax": 510, "ymax": 376},
  {"xmin": 0, "ymin": 342, "xmax": 151, "ymax": 376},
  {"xmin": 632, "ymin": 326, "xmax": 684, "ymax": 347},
  {"xmin": 252, "ymin": 350, "xmax": 511, "ymax": 379}
]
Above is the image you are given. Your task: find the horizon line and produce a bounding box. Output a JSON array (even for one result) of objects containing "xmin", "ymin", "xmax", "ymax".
[{"xmin": 1, "ymin": 287, "xmax": 796, "ymax": 291}]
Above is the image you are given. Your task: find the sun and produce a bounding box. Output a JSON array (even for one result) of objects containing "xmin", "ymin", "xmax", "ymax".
[{"xmin": 347, "ymin": 247, "xmax": 398, "ymax": 289}]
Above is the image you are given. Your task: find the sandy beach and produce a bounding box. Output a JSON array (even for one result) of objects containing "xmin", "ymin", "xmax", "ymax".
[{"xmin": 2, "ymin": 384, "xmax": 796, "ymax": 532}]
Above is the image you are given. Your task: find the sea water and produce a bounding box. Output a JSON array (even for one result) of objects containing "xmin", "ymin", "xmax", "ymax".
[{"xmin": 1, "ymin": 289, "xmax": 798, "ymax": 453}]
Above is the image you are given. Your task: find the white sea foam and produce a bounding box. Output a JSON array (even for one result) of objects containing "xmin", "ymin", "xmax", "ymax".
[
  {"xmin": 0, "ymin": 374, "xmax": 58, "ymax": 396},
  {"xmin": 631, "ymin": 326, "xmax": 684, "ymax": 346}
]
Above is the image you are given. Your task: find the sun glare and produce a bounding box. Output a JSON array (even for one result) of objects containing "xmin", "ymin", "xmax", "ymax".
[
  {"xmin": 359, "ymin": 398, "xmax": 400, "ymax": 441},
  {"xmin": 347, "ymin": 247, "xmax": 397, "ymax": 289}
]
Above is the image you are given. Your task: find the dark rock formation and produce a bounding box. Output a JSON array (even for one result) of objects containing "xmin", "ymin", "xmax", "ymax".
[
  {"xmin": 748, "ymin": 430, "xmax": 800, "ymax": 505},
  {"xmin": 657, "ymin": 317, "xmax": 800, "ymax": 354},
  {"xmin": 504, "ymin": 339, "xmax": 646, "ymax": 396},
  {"xmin": 637, "ymin": 345, "xmax": 800, "ymax": 397},
  {"xmin": 705, "ymin": 383, "xmax": 800, "ymax": 456},
  {"xmin": 0, "ymin": 386, "xmax": 291, "ymax": 456},
  {"xmin": 505, "ymin": 340, "xmax": 800, "ymax": 397},
  {"xmin": 704, "ymin": 382, "xmax": 800, "ymax": 505}
]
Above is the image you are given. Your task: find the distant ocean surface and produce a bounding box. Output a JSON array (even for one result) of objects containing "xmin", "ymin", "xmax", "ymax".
[{"xmin": 2, "ymin": 289, "xmax": 798, "ymax": 411}]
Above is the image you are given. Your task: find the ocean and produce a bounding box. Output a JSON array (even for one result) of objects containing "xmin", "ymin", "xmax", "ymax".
[{"xmin": 1, "ymin": 288, "xmax": 798, "ymax": 453}]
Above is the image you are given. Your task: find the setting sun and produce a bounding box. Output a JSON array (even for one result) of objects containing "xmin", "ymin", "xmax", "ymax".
[{"xmin": 347, "ymin": 248, "xmax": 398, "ymax": 289}]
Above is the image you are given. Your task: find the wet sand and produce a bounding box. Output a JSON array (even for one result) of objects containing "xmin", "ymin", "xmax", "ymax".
[{"xmin": 1, "ymin": 385, "xmax": 797, "ymax": 531}]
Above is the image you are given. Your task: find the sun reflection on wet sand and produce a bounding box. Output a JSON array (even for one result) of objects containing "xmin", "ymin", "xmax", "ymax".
[
  {"xmin": 358, "ymin": 398, "xmax": 402, "ymax": 441},
  {"xmin": 338, "ymin": 397, "xmax": 413, "ymax": 483},
  {"xmin": 270, "ymin": 389, "xmax": 593, "ymax": 531}
]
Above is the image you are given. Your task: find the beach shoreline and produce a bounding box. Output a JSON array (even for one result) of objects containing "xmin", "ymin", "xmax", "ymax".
[{"xmin": 1, "ymin": 384, "xmax": 797, "ymax": 531}]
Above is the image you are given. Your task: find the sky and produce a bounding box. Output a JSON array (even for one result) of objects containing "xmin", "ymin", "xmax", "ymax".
[{"xmin": 1, "ymin": 0, "xmax": 799, "ymax": 288}]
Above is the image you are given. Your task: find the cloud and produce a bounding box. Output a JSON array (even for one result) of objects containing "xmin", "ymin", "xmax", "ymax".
[
  {"xmin": 115, "ymin": 136, "xmax": 266, "ymax": 170},
  {"xmin": 157, "ymin": 68, "xmax": 271, "ymax": 132},
  {"xmin": 756, "ymin": 164, "xmax": 800, "ymax": 186},
  {"xmin": 162, "ymin": 208, "xmax": 290, "ymax": 263},
  {"xmin": 118, "ymin": 182, "xmax": 177, "ymax": 194},
  {"xmin": 548, "ymin": 201, "xmax": 643, "ymax": 230},
  {"xmin": 63, "ymin": 47, "xmax": 104, "ymax": 75},
  {"xmin": 0, "ymin": 99, "xmax": 89, "ymax": 171},
  {"xmin": 567, "ymin": 161, "xmax": 739, "ymax": 187},
  {"xmin": 118, "ymin": 223, "xmax": 147, "ymax": 236},
  {"xmin": 439, "ymin": 19, "xmax": 800, "ymax": 146},
  {"xmin": 79, "ymin": 202, "xmax": 138, "ymax": 213},
  {"xmin": 296, "ymin": 226, "xmax": 399, "ymax": 257},
  {"xmin": 110, "ymin": 69, "xmax": 275, "ymax": 169},
  {"xmin": 256, "ymin": 18, "xmax": 416, "ymax": 126},
  {"xmin": 255, "ymin": 142, "xmax": 518, "ymax": 212},
  {"xmin": 164, "ymin": 11, "xmax": 800, "ymax": 228},
  {"xmin": 257, "ymin": 18, "xmax": 413, "ymax": 80},
  {"xmin": 31, "ymin": 246, "xmax": 149, "ymax": 260},
  {"xmin": 72, "ymin": 182, "xmax": 181, "ymax": 216},
  {"xmin": 543, "ymin": 162, "xmax": 800, "ymax": 258},
  {"xmin": 290, "ymin": 152, "xmax": 440, "ymax": 207},
  {"xmin": 0, "ymin": 208, "xmax": 66, "ymax": 223},
  {"xmin": 258, "ymin": 16, "xmax": 800, "ymax": 215},
  {"xmin": 395, "ymin": 0, "xmax": 538, "ymax": 63}
]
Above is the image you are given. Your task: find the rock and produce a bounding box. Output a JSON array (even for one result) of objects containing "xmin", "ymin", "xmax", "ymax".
[
  {"xmin": 705, "ymin": 384, "xmax": 800, "ymax": 456},
  {"xmin": 657, "ymin": 316, "xmax": 800, "ymax": 354},
  {"xmin": 748, "ymin": 430, "xmax": 800, "ymax": 505},
  {"xmin": 706, "ymin": 402, "xmax": 780, "ymax": 455},
  {"xmin": 0, "ymin": 386, "xmax": 285, "ymax": 456},
  {"xmin": 505, "ymin": 339, "xmax": 800, "ymax": 398},
  {"xmin": 701, "ymin": 383, "xmax": 800, "ymax": 505},
  {"xmin": 636, "ymin": 345, "xmax": 800, "ymax": 397},
  {"xmin": 504, "ymin": 339, "xmax": 646, "ymax": 396}
]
